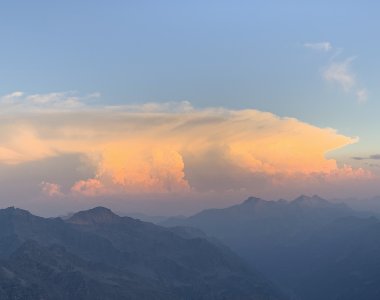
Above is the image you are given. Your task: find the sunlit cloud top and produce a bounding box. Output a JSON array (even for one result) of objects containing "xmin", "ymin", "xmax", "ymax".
[{"xmin": 0, "ymin": 92, "xmax": 369, "ymax": 201}]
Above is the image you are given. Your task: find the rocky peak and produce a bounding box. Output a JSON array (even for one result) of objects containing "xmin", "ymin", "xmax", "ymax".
[{"xmin": 242, "ymin": 196, "xmax": 265, "ymax": 205}]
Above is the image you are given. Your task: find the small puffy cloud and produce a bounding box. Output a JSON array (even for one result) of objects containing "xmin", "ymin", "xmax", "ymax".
[
  {"xmin": 71, "ymin": 179, "xmax": 104, "ymax": 196},
  {"xmin": 304, "ymin": 42, "xmax": 332, "ymax": 52},
  {"xmin": 0, "ymin": 92, "xmax": 368, "ymax": 199},
  {"xmin": 40, "ymin": 181, "xmax": 63, "ymax": 197}
]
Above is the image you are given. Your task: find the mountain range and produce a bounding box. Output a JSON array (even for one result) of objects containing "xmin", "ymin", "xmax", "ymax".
[
  {"xmin": 0, "ymin": 206, "xmax": 285, "ymax": 300},
  {"xmin": 162, "ymin": 195, "xmax": 380, "ymax": 299},
  {"xmin": 2, "ymin": 195, "xmax": 380, "ymax": 299}
]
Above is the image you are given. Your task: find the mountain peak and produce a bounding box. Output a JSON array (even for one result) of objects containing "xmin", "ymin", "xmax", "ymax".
[
  {"xmin": 67, "ymin": 207, "xmax": 120, "ymax": 225},
  {"xmin": 0, "ymin": 206, "xmax": 32, "ymax": 217},
  {"xmin": 242, "ymin": 196, "xmax": 264, "ymax": 205}
]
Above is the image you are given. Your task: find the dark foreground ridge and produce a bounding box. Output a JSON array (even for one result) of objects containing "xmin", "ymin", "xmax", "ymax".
[{"xmin": 0, "ymin": 206, "xmax": 286, "ymax": 300}]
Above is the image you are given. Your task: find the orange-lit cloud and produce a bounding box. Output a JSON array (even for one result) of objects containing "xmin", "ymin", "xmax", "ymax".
[
  {"xmin": 0, "ymin": 92, "xmax": 370, "ymax": 198},
  {"xmin": 40, "ymin": 181, "xmax": 63, "ymax": 197}
]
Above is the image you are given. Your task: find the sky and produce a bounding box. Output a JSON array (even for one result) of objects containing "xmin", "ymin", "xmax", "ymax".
[{"xmin": 0, "ymin": 0, "xmax": 380, "ymax": 216}]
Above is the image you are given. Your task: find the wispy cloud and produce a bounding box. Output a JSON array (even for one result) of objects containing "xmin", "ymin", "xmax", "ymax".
[
  {"xmin": 304, "ymin": 42, "xmax": 332, "ymax": 52},
  {"xmin": 323, "ymin": 57, "xmax": 367, "ymax": 103},
  {"xmin": 1, "ymin": 91, "xmax": 24, "ymax": 104},
  {"xmin": 323, "ymin": 58, "xmax": 356, "ymax": 91},
  {"xmin": 0, "ymin": 91, "xmax": 101, "ymax": 111},
  {"xmin": 305, "ymin": 42, "xmax": 368, "ymax": 103}
]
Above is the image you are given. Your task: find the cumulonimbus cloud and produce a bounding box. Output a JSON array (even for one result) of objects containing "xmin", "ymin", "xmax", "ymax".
[{"xmin": 0, "ymin": 92, "xmax": 370, "ymax": 198}]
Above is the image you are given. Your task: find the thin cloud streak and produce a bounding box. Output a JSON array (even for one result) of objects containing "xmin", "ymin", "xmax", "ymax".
[
  {"xmin": 352, "ymin": 154, "xmax": 380, "ymax": 161},
  {"xmin": 304, "ymin": 42, "xmax": 332, "ymax": 52}
]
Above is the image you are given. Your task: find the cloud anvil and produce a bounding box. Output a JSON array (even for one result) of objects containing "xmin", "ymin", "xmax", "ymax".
[{"xmin": 0, "ymin": 93, "xmax": 368, "ymax": 199}]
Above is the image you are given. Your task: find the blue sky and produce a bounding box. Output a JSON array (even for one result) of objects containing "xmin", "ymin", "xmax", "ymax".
[
  {"xmin": 0, "ymin": 1, "xmax": 379, "ymax": 214},
  {"xmin": 1, "ymin": 1, "xmax": 378, "ymax": 114}
]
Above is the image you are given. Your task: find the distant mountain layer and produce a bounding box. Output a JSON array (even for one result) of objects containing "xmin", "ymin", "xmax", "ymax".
[
  {"xmin": 162, "ymin": 195, "xmax": 380, "ymax": 300},
  {"xmin": 0, "ymin": 206, "xmax": 285, "ymax": 300}
]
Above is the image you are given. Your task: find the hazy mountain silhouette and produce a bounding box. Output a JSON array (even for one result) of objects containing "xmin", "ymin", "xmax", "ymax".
[
  {"xmin": 162, "ymin": 195, "xmax": 377, "ymax": 299},
  {"xmin": 0, "ymin": 206, "xmax": 286, "ymax": 300},
  {"xmin": 292, "ymin": 215, "xmax": 380, "ymax": 300},
  {"xmin": 331, "ymin": 196, "xmax": 380, "ymax": 216},
  {"xmin": 118, "ymin": 212, "xmax": 173, "ymax": 224}
]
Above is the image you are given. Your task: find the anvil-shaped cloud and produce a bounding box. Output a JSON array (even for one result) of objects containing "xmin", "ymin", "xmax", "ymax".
[{"xmin": 0, "ymin": 92, "xmax": 369, "ymax": 199}]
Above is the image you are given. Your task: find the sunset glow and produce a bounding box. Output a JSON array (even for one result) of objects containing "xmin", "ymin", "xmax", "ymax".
[{"xmin": 0, "ymin": 92, "xmax": 370, "ymax": 202}]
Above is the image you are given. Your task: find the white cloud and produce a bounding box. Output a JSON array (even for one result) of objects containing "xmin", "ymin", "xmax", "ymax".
[
  {"xmin": 0, "ymin": 91, "xmax": 100, "ymax": 111},
  {"xmin": 40, "ymin": 181, "xmax": 63, "ymax": 197},
  {"xmin": 304, "ymin": 42, "xmax": 332, "ymax": 52},
  {"xmin": 1, "ymin": 91, "xmax": 24, "ymax": 104}
]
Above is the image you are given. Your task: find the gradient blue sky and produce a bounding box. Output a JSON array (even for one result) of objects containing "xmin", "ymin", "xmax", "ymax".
[
  {"xmin": 0, "ymin": 1, "xmax": 379, "ymax": 214},
  {"xmin": 1, "ymin": 1, "xmax": 378, "ymax": 126}
]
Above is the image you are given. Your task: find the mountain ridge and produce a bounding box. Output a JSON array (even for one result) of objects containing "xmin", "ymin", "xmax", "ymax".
[
  {"xmin": 161, "ymin": 194, "xmax": 366, "ymax": 299},
  {"xmin": 0, "ymin": 206, "xmax": 286, "ymax": 300}
]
